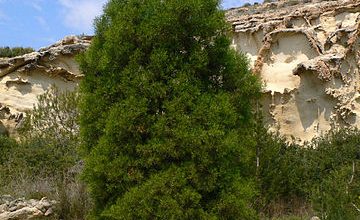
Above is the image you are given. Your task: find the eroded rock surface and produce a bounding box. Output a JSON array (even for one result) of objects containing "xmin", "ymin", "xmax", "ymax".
[
  {"xmin": 1, "ymin": 1, "xmax": 359, "ymax": 143},
  {"xmin": 227, "ymin": 0, "xmax": 360, "ymax": 142},
  {"xmin": 0, "ymin": 36, "xmax": 91, "ymax": 136},
  {"xmin": 0, "ymin": 195, "xmax": 56, "ymax": 220}
]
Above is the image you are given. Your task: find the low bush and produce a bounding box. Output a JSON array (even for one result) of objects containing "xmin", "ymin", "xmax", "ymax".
[
  {"xmin": 0, "ymin": 86, "xmax": 91, "ymax": 219},
  {"xmin": 254, "ymin": 120, "xmax": 312, "ymax": 217},
  {"xmin": 308, "ymin": 129, "xmax": 360, "ymax": 220},
  {"xmin": 256, "ymin": 127, "xmax": 360, "ymax": 219},
  {"xmin": 0, "ymin": 46, "xmax": 35, "ymax": 58}
]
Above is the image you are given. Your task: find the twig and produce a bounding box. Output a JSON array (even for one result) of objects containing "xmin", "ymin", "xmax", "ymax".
[
  {"xmin": 352, "ymin": 203, "xmax": 360, "ymax": 213},
  {"xmin": 348, "ymin": 161, "xmax": 355, "ymax": 185}
]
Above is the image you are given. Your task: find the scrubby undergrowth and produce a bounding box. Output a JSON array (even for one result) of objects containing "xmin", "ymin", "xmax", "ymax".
[
  {"xmin": 0, "ymin": 91, "xmax": 359, "ymax": 219},
  {"xmin": 0, "ymin": 46, "xmax": 35, "ymax": 58},
  {"xmin": 0, "ymin": 103, "xmax": 360, "ymax": 220},
  {"xmin": 0, "ymin": 86, "xmax": 90, "ymax": 220},
  {"xmin": 255, "ymin": 124, "xmax": 360, "ymax": 220}
]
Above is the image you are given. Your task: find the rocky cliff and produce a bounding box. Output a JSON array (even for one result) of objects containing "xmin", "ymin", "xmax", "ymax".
[
  {"xmin": 0, "ymin": 0, "xmax": 359, "ymax": 142},
  {"xmin": 227, "ymin": 0, "xmax": 360, "ymax": 142},
  {"xmin": 0, "ymin": 36, "xmax": 91, "ymax": 136}
]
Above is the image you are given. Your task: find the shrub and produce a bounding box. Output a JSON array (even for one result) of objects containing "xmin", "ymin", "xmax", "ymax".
[
  {"xmin": 78, "ymin": 0, "xmax": 261, "ymax": 218},
  {"xmin": 0, "ymin": 135, "xmax": 16, "ymax": 163},
  {"xmin": 16, "ymin": 86, "xmax": 80, "ymax": 175},
  {"xmin": 0, "ymin": 136, "xmax": 19, "ymax": 186},
  {"xmin": 19, "ymin": 85, "xmax": 79, "ymax": 146},
  {"xmin": 311, "ymin": 164, "xmax": 360, "ymax": 220},
  {"xmin": 253, "ymin": 119, "xmax": 311, "ymax": 217},
  {"xmin": 308, "ymin": 129, "xmax": 360, "ymax": 219},
  {"xmin": 0, "ymin": 46, "xmax": 35, "ymax": 58},
  {"xmin": 256, "ymin": 127, "xmax": 360, "ymax": 219},
  {"xmin": 0, "ymin": 86, "xmax": 90, "ymax": 219}
]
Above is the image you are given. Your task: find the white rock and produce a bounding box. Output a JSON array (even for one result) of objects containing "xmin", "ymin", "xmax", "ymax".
[{"xmin": 227, "ymin": 0, "xmax": 360, "ymax": 143}]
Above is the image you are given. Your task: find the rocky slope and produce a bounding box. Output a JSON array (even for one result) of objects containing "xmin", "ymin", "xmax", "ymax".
[
  {"xmin": 0, "ymin": 36, "xmax": 91, "ymax": 136},
  {"xmin": 227, "ymin": 0, "xmax": 360, "ymax": 142}
]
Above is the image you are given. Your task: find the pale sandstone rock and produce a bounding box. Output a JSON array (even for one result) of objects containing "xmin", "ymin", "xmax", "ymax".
[
  {"xmin": 0, "ymin": 197, "xmax": 56, "ymax": 220},
  {"xmin": 1, "ymin": 1, "xmax": 359, "ymax": 143},
  {"xmin": 0, "ymin": 35, "xmax": 91, "ymax": 136},
  {"xmin": 227, "ymin": 0, "xmax": 360, "ymax": 143}
]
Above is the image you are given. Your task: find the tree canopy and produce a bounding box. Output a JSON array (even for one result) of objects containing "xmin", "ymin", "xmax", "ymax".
[{"xmin": 79, "ymin": 0, "xmax": 261, "ymax": 219}]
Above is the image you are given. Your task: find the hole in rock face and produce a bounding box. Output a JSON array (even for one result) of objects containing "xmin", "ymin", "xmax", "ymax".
[
  {"xmin": 0, "ymin": 121, "xmax": 8, "ymax": 136},
  {"xmin": 261, "ymin": 32, "xmax": 318, "ymax": 93},
  {"xmin": 289, "ymin": 17, "xmax": 307, "ymax": 28},
  {"xmin": 269, "ymin": 32, "xmax": 318, "ymax": 61},
  {"xmin": 330, "ymin": 75, "xmax": 344, "ymax": 90},
  {"xmin": 6, "ymin": 82, "xmax": 32, "ymax": 95},
  {"xmin": 0, "ymin": 70, "xmax": 78, "ymax": 112},
  {"xmin": 38, "ymin": 55, "xmax": 81, "ymax": 76},
  {"xmin": 295, "ymin": 70, "xmax": 336, "ymax": 132},
  {"xmin": 335, "ymin": 12, "xmax": 360, "ymax": 28},
  {"xmin": 232, "ymin": 31, "xmax": 263, "ymax": 66}
]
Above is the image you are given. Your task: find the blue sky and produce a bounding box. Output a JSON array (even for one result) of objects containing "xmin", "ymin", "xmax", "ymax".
[{"xmin": 0, "ymin": 0, "xmax": 260, "ymax": 50}]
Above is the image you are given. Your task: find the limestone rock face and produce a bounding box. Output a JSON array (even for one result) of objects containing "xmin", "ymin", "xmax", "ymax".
[
  {"xmin": 1, "ymin": 1, "xmax": 359, "ymax": 142},
  {"xmin": 227, "ymin": 0, "xmax": 360, "ymax": 142},
  {"xmin": 0, "ymin": 196, "xmax": 56, "ymax": 220},
  {"xmin": 0, "ymin": 36, "xmax": 91, "ymax": 136}
]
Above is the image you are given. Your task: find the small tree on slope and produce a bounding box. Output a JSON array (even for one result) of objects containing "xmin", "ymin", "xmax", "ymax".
[{"xmin": 78, "ymin": 0, "xmax": 261, "ymax": 219}]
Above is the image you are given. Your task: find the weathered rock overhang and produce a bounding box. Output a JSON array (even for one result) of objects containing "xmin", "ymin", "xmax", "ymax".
[
  {"xmin": 227, "ymin": 0, "xmax": 360, "ymax": 142},
  {"xmin": 1, "ymin": 1, "xmax": 359, "ymax": 143},
  {"xmin": 0, "ymin": 36, "xmax": 91, "ymax": 136}
]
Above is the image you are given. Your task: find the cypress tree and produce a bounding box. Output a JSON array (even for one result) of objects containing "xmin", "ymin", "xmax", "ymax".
[{"xmin": 79, "ymin": 0, "xmax": 261, "ymax": 219}]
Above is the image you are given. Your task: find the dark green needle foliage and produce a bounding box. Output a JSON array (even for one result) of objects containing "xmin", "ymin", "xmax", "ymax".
[{"xmin": 78, "ymin": 0, "xmax": 261, "ymax": 219}]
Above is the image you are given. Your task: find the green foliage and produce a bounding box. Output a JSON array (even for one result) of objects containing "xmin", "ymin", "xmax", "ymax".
[
  {"xmin": 257, "ymin": 134, "xmax": 301, "ymax": 200},
  {"xmin": 0, "ymin": 46, "xmax": 35, "ymax": 58},
  {"xmin": 256, "ymin": 127, "xmax": 360, "ymax": 219},
  {"xmin": 20, "ymin": 85, "xmax": 79, "ymax": 145},
  {"xmin": 79, "ymin": 0, "xmax": 261, "ymax": 219},
  {"xmin": 0, "ymin": 135, "xmax": 16, "ymax": 163},
  {"xmin": 308, "ymin": 129, "xmax": 360, "ymax": 220},
  {"xmin": 17, "ymin": 85, "xmax": 79, "ymax": 175},
  {"xmin": 253, "ymin": 118, "xmax": 310, "ymax": 217},
  {"xmin": 311, "ymin": 164, "xmax": 359, "ymax": 220},
  {"xmin": 0, "ymin": 85, "xmax": 80, "ymax": 177},
  {"xmin": 0, "ymin": 136, "xmax": 19, "ymax": 181},
  {"xmin": 0, "ymin": 86, "xmax": 90, "ymax": 219}
]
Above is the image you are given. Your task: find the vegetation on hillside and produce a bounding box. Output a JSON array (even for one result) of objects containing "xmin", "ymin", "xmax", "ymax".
[
  {"xmin": 255, "ymin": 124, "xmax": 360, "ymax": 219},
  {"xmin": 0, "ymin": 0, "xmax": 359, "ymax": 219},
  {"xmin": 0, "ymin": 46, "xmax": 35, "ymax": 58},
  {"xmin": 0, "ymin": 86, "xmax": 90, "ymax": 220},
  {"xmin": 1, "ymin": 102, "xmax": 360, "ymax": 219}
]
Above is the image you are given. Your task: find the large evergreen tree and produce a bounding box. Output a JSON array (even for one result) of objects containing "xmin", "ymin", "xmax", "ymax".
[{"xmin": 79, "ymin": 0, "xmax": 261, "ymax": 219}]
